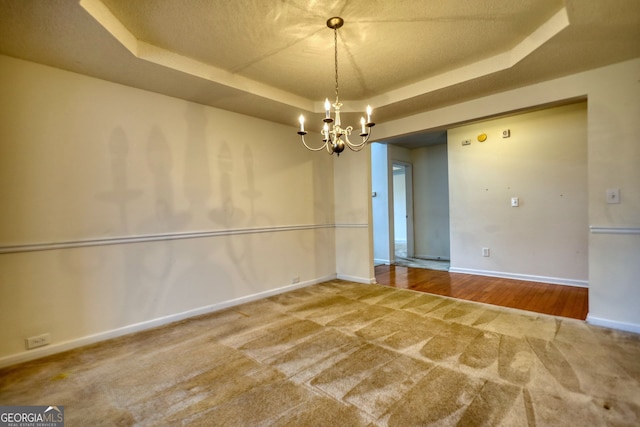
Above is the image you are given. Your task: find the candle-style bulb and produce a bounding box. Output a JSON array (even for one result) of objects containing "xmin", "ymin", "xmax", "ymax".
[
  {"xmin": 366, "ymin": 105, "xmax": 372, "ymax": 123},
  {"xmin": 360, "ymin": 117, "xmax": 366, "ymax": 134},
  {"xmin": 298, "ymin": 115, "xmax": 305, "ymax": 132},
  {"xmin": 324, "ymin": 98, "xmax": 331, "ymax": 119}
]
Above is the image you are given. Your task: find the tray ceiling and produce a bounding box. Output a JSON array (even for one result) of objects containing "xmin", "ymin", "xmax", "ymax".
[{"xmin": 0, "ymin": 0, "xmax": 638, "ymax": 129}]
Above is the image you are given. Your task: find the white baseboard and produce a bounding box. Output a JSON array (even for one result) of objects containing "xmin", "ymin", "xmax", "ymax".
[
  {"xmin": 336, "ymin": 274, "xmax": 377, "ymax": 284},
  {"xmin": 448, "ymin": 267, "xmax": 588, "ymax": 288},
  {"xmin": 414, "ymin": 254, "xmax": 451, "ymax": 261},
  {"xmin": 586, "ymin": 315, "xmax": 640, "ymax": 334},
  {"xmin": 374, "ymin": 258, "xmax": 391, "ymax": 265},
  {"xmin": 0, "ymin": 275, "xmax": 336, "ymax": 369}
]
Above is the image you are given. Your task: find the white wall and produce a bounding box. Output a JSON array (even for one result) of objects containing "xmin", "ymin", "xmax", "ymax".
[
  {"xmin": 389, "ymin": 144, "xmax": 412, "ymax": 164},
  {"xmin": 392, "ymin": 168, "xmax": 407, "ymax": 242},
  {"xmin": 448, "ymin": 103, "xmax": 588, "ymax": 284},
  {"xmin": 375, "ymin": 58, "xmax": 640, "ymax": 333},
  {"xmin": 0, "ymin": 55, "xmax": 337, "ymax": 365},
  {"xmin": 371, "ymin": 143, "xmax": 391, "ymax": 265},
  {"xmin": 411, "ymin": 143, "xmax": 450, "ymax": 260}
]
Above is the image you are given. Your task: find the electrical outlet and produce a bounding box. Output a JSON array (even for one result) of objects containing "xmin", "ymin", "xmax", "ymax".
[
  {"xmin": 462, "ymin": 139, "xmax": 471, "ymax": 146},
  {"xmin": 292, "ymin": 276, "xmax": 300, "ymax": 284},
  {"xmin": 482, "ymin": 248, "xmax": 490, "ymax": 257},
  {"xmin": 25, "ymin": 333, "xmax": 51, "ymax": 350}
]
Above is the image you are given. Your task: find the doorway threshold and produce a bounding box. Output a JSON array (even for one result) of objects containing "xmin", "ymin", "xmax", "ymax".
[{"xmin": 394, "ymin": 256, "xmax": 450, "ymax": 271}]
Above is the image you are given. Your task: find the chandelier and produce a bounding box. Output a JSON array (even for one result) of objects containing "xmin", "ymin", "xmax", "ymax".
[{"xmin": 297, "ymin": 17, "xmax": 375, "ymax": 156}]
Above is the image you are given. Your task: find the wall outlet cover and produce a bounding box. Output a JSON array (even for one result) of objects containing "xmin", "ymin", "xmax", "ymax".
[{"xmin": 25, "ymin": 333, "xmax": 51, "ymax": 350}]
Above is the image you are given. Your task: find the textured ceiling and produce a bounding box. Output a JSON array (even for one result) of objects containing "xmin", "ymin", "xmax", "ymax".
[
  {"xmin": 0, "ymin": 0, "xmax": 639, "ymax": 138},
  {"xmin": 98, "ymin": 0, "xmax": 562, "ymax": 100}
]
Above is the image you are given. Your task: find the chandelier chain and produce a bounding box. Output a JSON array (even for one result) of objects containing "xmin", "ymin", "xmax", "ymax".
[{"xmin": 334, "ymin": 26, "xmax": 339, "ymax": 102}]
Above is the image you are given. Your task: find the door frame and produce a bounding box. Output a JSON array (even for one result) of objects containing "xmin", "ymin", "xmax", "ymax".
[{"xmin": 392, "ymin": 161, "xmax": 414, "ymax": 259}]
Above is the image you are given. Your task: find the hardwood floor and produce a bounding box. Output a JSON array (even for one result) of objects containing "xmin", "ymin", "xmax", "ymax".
[{"xmin": 375, "ymin": 265, "xmax": 588, "ymax": 320}]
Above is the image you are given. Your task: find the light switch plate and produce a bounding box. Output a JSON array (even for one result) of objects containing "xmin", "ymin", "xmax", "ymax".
[{"xmin": 606, "ymin": 188, "xmax": 620, "ymax": 204}]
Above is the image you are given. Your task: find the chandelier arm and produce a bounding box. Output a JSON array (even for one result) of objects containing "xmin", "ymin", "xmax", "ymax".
[
  {"xmin": 341, "ymin": 127, "xmax": 357, "ymax": 148},
  {"xmin": 343, "ymin": 129, "xmax": 372, "ymax": 151},
  {"xmin": 300, "ymin": 134, "xmax": 330, "ymax": 152},
  {"xmin": 348, "ymin": 138, "xmax": 370, "ymax": 151}
]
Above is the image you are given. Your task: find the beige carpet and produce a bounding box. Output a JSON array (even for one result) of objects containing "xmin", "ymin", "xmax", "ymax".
[{"xmin": 1, "ymin": 280, "xmax": 639, "ymax": 426}]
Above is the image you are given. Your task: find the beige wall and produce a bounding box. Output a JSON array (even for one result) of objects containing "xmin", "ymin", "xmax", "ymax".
[
  {"xmin": 1, "ymin": 53, "xmax": 639, "ymax": 366},
  {"xmin": 334, "ymin": 147, "xmax": 374, "ymax": 283},
  {"xmin": 448, "ymin": 103, "xmax": 588, "ymax": 283},
  {"xmin": 585, "ymin": 59, "xmax": 640, "ymax": 330},
  {"xmin": 375, "ymin": 58, "xmax": 640, "ymax": 332},
  {"xmin": 0, "ymin": 55, "xmax": 337, "ymax": 364}
]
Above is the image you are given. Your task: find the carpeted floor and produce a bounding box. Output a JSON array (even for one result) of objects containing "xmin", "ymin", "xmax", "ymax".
[{"xmin": 1, "ymin": 280, "xmax": 639, "ymax": 426}]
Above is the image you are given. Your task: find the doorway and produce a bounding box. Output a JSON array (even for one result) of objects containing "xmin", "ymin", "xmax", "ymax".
[
  {"xmin": 392, "ymin": 152, "xmax": 450, "ymax": 272},
  {"xmin": 392, "ymin": 162, "xmax": 413, "ymax": 260},
  {"xmin": 371, "ymin": 141, "xmax": 451, "ymax": 272}
]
